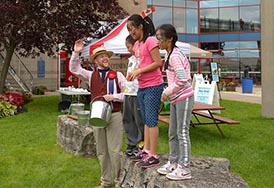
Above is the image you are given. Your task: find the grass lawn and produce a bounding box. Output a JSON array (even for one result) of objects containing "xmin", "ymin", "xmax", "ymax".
[{"xmin": 0, "ymin": 95, "xmax": 274, "ymax": 188}]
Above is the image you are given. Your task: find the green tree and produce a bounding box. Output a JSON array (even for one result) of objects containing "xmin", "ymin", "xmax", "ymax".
[{"xmin": 0, "ymin": 0, "xmax": 128, "ymax": 94}]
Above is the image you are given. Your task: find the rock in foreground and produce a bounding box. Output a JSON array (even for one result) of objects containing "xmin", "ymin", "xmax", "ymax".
[{"xmin": 119, "ymin": 155, "xmax": 248, "ymax": 188}]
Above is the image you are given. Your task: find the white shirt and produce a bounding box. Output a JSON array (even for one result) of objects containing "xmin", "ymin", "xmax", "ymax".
[{"xmin": 124, "ymin": 55, "xmax": 139, "ymax": 96}]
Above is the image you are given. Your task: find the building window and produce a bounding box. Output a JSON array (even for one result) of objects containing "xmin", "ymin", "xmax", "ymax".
[
  {"xmin": 220, "ymin": 7, "xmax": 239, "ymax": 31},
  {"xmin": 153, "ymin": 6, "xmax": 172, "ymax": 28},
  {"xmin": 186, "ymin": 0, "xmax": 198, "ymax": 8},
  {"xmin": 200, "ymin": 8, "xmax": 219, "ymax": 32},
  {"xmin": 174, "ymin": 7, "xmax": 186, "ymax": 33},
  {"xmin": 186, "ymin": 9, "xmax": 198, "ymax": 33},
  {"xmin": 239, "ymin": 0, "xmax": 260, "ymax": 6},
  {"xmin": 240, "ymin": 6, "xmax": 260, "ymax": 31},
  {"xmin": 219, "ymin": 0, "xmax": 240, "ymax": 7},
  {"xmin": 200, "ymin": 0, "xmax": 219, "ymax": 8},
  {"xmin": 173, "ymin": 0, "xmax": 186, "ymax": 6},
  {"xmin": 152, "ymin": 0, "xmax": 172, "ymax": 6}
]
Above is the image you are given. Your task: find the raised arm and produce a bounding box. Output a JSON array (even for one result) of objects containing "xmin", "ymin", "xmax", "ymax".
[
  {"xmin": 74, "ymin": 39, "xmax": 84, "ymax": 53},
  {"xmin": 69, "ymin": 39, "xmax": 92, "ymax": 82}
]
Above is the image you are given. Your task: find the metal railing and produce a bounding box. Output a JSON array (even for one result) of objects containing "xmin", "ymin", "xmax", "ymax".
[
  {"xmin": 0, "ymin": 52, "xmax": 33, "ymax": 92},
  {"xmin": 14, "ymin": 52, "xmax": 33, "ymax": 90}
]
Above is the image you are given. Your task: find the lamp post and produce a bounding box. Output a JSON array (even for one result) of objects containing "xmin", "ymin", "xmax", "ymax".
[{"xmin": 235, "ymin": 48, "xmax": 241, "ymax": 82}]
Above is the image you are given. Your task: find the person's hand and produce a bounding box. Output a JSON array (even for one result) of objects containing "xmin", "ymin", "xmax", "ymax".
[
  {"xmin": 126, "ymin": 72, "xmax": 133, "ymax": 81},
  {"xmin": 74, "ymin": 39, "xmax": 84, "ymax": 53},
  {"xmin": 103, "ymin": 94, "xmax": 114, "ymax": 102},
  {"xmin": 127, "ymin": 68, "xmax": 142, "ymax": 81},
  {"xmin": 161, "ymin": 93, "xmax": 168, "ymax": 102}
]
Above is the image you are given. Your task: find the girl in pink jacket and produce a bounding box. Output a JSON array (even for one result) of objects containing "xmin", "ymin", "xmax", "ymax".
[{"xmin": 156, "ymin": 24, "xmax": 194, "ymax": 180}]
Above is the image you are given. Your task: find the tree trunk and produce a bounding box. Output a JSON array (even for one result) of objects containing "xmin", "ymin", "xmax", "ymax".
[{"xmin": 0, "ymin": 44, "xmax": 16, "ymax": 94}]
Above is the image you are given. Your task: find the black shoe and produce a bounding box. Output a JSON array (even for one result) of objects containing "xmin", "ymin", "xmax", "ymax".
[
  {"xmin": 125, "ymin": 145, "xmax": 134, "ymax": 156},
  {"xmin": 137, "ymin": 155, "xmax": 160, "ymax": 169},
  {"xmin": 130, "ymin": 150, "xmax": 148, "ymax": 162},
  {"xmin": 132, "ymin": 147, "xmax": 140, "ymax": 155}
]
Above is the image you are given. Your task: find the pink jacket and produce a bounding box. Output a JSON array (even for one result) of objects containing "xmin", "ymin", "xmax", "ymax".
[{"xmin": 163, "ymin": 48, "xmax": 194, "ymax": 104}]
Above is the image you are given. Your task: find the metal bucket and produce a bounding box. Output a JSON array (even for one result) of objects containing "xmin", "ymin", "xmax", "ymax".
[
  {"xmin": 69, "ymin": 103, "xmax": 85, "ymax": 115},
  {"xmin": 89, "ymin": 97, "xmax": 112, "ymax": 128},
  {"xmin": 77, "ymin": 110, "xmax": 90, "ymax": 126}
]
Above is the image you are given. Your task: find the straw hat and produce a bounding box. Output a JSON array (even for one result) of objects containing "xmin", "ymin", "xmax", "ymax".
[{"xmin": 90, "ymin": 46, "xmax": 113, "ymax": 62}]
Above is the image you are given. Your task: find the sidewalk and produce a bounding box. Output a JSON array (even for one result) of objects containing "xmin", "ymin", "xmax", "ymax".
[{"xmin": 220, "ymin": 85, "xmax": 261, "ymax": 104}]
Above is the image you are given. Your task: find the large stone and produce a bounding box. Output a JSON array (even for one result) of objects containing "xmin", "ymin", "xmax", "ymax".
[
  {"xmin": 118, "ymin": 155, "xmax": 249, "ymax": 188},
  {"xmin": 57, "ymin": 115, "xmax": 96, "ymax": 157},
  {"xmin": 56, "ymin": 115, "xmax": 248, "ymax": 187}
]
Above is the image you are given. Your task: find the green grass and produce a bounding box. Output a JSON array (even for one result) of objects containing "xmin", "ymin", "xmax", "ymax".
[{"xmin": 0, "ymin": 96, "xmax": 274, "ymax": 187}]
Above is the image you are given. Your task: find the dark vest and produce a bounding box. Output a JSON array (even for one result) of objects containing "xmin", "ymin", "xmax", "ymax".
[{"xmin": 90, "ymin": 69, "xmax": 121, "ymax": 112}]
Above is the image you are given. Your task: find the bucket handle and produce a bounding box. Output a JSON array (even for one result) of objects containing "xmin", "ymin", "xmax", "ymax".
[
  {"xmin": 90, "ymin": 96, "xmax": 113, "ymax": 109},
  {"xmin": 68, "ymin": 102, "xmax": 84, "ymax": 115},
  {"xmin": 90, "ymin": 96, "xmax": 105, "ymax": 103}
]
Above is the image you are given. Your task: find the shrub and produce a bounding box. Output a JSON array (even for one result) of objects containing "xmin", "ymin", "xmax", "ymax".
[
  {"xmin": 0, "ymin": 90, "xmax": 32, "ymax": 118},
  {"xmin": 0, "ymin": 92, "xmax": 26, "ymax": 114},
  {"xmin": 0, "ymin": 101, "xmax": 17, "ymax": 118},
  {"xmin": 220, "ymin": 79, "xmax": 227, "ymax": 86},
  {"xmin": 227, "ymin": 81, "xmax": 236, "ymax": 87},
  {"xmin": 21, "ymin": 91, "xmax": 33, "ymax": 104},
  {"xmin": 32, "ymin": 85, "xmax": 47, "ymax": 95}
]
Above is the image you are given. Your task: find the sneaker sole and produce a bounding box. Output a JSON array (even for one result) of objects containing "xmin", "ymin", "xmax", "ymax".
[
  {"xmin": 157, "ymin": 169, "xmax": 169, "ymax": 175},
  {"xmin": 140, "ymin": 162, "xmax": 160, "ymax": 169},
  {"xmin": 166, "ymin": 174, "xmax": 191, "ymax": 181},
  {"xmin": 131, "ymin": 158, "xmax": 143, "ymax": 162}
]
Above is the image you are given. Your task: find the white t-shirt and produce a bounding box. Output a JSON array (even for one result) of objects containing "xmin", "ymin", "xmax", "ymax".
[{"xmin": 124, "ymin": 55, "xmax": 139, "ymax": 96}]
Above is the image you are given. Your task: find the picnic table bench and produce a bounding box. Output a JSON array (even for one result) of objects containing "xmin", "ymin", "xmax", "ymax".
[{"xmin": 158, "ymin": 102, "xmax": 240, "ymax": 138}]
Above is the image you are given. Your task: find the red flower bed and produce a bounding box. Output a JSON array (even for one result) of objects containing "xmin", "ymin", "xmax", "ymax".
[{"xmin": 1, "ymin": 92, "xmax": 24, "ymax": 111}]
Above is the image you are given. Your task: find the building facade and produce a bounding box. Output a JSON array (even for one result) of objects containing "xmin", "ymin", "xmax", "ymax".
[{"xmin": 148, "ymin": 0, "xmax": 261, "ymax": 83}]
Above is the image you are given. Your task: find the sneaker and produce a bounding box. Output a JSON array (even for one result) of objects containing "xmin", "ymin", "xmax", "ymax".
[
  {"xmin": 166, "ymin": 165, "xmax": 191, "ymax": 180},
  {"xmin": 130, "ymin": 150, "xmax": 148, "ymax": 162},
  {"xmin": 157, "ymin": 161, "xmax": 177, "ymax": 175},
  {"xmin": 132, "ymin": 146, "xmax": 140, "ymax": 156},
  {"xmin": 125, "ymin": 145, "xmax": 134, "ymax": 156},
  {"xmin": 137, "ymin": 155, "xmax": 160, "ymax": 169}
]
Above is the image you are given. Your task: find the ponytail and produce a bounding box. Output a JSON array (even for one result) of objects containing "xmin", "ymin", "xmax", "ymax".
[
  {"xmin": 164, "ymin": 45, "xmax": 176, "ymax": 71},
  {"xmin": 128, "ymin": 14, "xmax": 155, "ymax": 42},
  {"xmin": 143, "ymin": 16, "xmax": 155, "ymax": 41}
]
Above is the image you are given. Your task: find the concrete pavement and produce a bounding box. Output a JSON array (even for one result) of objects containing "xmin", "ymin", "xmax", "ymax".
[{"xmin": 220, "ymin": 85, "xmax": 261, "ymax": 104}]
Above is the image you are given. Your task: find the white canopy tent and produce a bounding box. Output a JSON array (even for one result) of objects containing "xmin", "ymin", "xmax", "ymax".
[{"xmin": 82, "ymin": 17, "xmax": 211, "ymax": 59}]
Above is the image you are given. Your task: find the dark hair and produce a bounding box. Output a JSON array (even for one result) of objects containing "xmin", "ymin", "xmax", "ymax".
[
  {"xmin": 127, "ymin": 14, "xmax": 155, "ymax": 42},
  {"xmin": 126, "ymin": 34, "xmax": 136, "ymax": 45},
  {"xmin": 156, "ymin": 24, "xmax": 178, "ymax": 70}
]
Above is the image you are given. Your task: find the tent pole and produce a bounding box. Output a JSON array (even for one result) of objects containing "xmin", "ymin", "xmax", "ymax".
[{"xmin": 198, "ymin": 60, "xmax": 201, "ymax": 74}]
